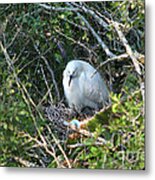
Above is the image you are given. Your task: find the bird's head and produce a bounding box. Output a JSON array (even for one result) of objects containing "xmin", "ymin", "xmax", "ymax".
[{"xmin": 63, "ymin": 61, "xmax": 83, "ymax": 86}]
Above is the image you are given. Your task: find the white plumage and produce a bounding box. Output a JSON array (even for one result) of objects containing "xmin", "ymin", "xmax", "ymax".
[{"xmin": 63, "ymin": 60, "xmax": 110, "ymax": 112}]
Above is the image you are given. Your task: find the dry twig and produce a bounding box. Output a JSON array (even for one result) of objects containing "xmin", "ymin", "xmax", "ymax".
[{"xmin": 111, "ymin": 21, "xmax": 142, "ymax": 75}]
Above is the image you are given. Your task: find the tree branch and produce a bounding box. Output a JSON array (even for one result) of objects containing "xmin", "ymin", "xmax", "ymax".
[
  {"xmin": 111, "ymin": 21, "xmax": 142, "ymax": 75},
  {"xmin": 66, "ymin": 3, "xmax": 115, "ymax": 58},
  {"xmin": 70, "ymin": 2, "xmax": 109, "ymax": 30},
  {"xmin": 39, "ymin": 3, "xmax": 80, "ymax": 12}
]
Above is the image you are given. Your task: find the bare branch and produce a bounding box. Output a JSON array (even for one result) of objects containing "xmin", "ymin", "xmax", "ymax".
[
  {"xmin": 19, "ymin": 132, "xmax": 62, "ymax": 167},
  {"xmin": 39, "ymin": 3, "xmax": 80, "ymax": 12},
  {"xmin": 70, "ymin": 2, "xmax": 109, "ymax": 30},
  {"xmin": 91, "ymin": 53, "xmax": 129, "ymax": 77},
  {"xmin": 32, "ymin": 42, "xmax": 60, "ymax": 101},
  {"xmin": 40, "ymin": 64, "xmax": 54, "ymax": 104},
  {"xmin": 63, "ymin": 18, "xmax": 88, "ymax": 31},
  {"xmin": 68, "ymin": 124, "xmax": 109, "ymax": 145},
  {"xmin": 111, "ymin": 21, "xmax": 142, "ymax": 75},
  {"xmin": 55, "ymin": 29, "xmax": 96, "ymax": 56},
  {"xmin": 66, "ymin": 3, "xmax": 115, "ymax": 58},
  {"xmin": 46, "ymin": 125, "xmax": 72, "ymax": 168},
  {"xmin": 13, "ymin": 156, "xmax": 36, "ymax": 167},
  {"xmin": 42, "ymin": 56, "xmax": 60, "ymax": 101},
  {"xmin": 6, "ymin": 27, "xmax": 21, "ymax": 49},
  {"xmin": 67, "ymin": 142, "xmax": 105, "ymax": 149}
]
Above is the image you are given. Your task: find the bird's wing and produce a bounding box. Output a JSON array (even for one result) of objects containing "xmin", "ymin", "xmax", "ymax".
[{"xmin": 80, "ymin": 71, "xmax": 107, "ymax": 104}]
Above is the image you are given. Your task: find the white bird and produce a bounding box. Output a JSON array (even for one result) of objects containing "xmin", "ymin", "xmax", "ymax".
[{"xmin": 63, "ymin": 60, "xmax": 110, "ymax": 112}]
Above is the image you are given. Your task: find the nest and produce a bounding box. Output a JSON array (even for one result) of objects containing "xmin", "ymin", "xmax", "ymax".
[
  {"xmin": 43, "ymin": 101, "xmax": 111, "ymax": 142},
  {"xmin": 44, "ymin": 103, "xmax": 85, "ymax": 140}
]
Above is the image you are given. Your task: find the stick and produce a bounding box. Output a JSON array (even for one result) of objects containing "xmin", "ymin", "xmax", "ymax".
[{"xmin": 112, "ymin": 21, "xmax": 141, "ymax": 75}]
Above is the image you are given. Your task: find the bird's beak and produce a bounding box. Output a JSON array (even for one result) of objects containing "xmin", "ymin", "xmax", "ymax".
[{"xmin": 68, "ymin": 75, "xmax": 73, "ymax": 86}]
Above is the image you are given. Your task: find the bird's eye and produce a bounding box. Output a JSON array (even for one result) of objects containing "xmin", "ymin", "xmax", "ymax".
[{"xmin": 73, "ymin": 68, "xmax": 77, "ymax": 75}]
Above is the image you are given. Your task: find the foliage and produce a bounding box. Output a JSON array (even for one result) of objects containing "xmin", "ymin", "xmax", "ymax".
[{"xmin": 0, "ymin": 1, "xmax": 145, "ymax": 169}]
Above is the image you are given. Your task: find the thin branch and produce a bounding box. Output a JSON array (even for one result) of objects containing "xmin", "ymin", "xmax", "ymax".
[
  {"xmin": 111, "ymin": 21, "xmax": 142, "ymax": 75},
  {"xmin": 37, "ymin": 85, "xmax": 53, "ymax": 108},
  {"xmin": 80, "ymin": 15, "xmax": 114, "ymax": 57},
  {"xmin": 42, "ymin": 56, "xmax": 60, "ymax": 101},
  {"xmin": 55, "ymin": 29, "xmax": 96, "ymax": 56},
  {"xmin": 91, "ymin": 53, "xmax": 129, "ymax": 78},
  {"xmin": 66, "ymin": 3, "xmax": 115, "ymax": 58},
  {"xmin": 25, "ymin": 152, "xmax": 46, "ymax": 168},
  {"xmin": 63, "ymin": 18, "xmax": 88, "ymax": 31},
  {"xmin": 69, "ymin": 126, "xmax": 109, "ymax": 145},
  {"xmin": 40, "ymin": 64, "xmax": 54, "ymax": 103},
  {"xmin": 19, "ymin": 132, "xmax": 62, "ymax": 167},
  {"xmin": 6, "ymin": 27, "xmax": 21, "ymax": 49},
  {"xmin": 32, "ymin": 42, "xmax": 60, "ymax": 101},
  {"xmin": 13, "ymin": 156, "xmax": 36, "ymax": 167},
  {"xmin": 46, "ymin": 125, "xmax": 72, "ymax": 168},
  {"xmin": 67, "ymin": 142, "xmax": 105, "ymax": 149},
  {"xmin": 70, "ymin": 2, "xmax": 109, "ymax": 30},
  {"xmin": 39, "ymin": 3, "xmax": 80, "ymax": 12}
]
